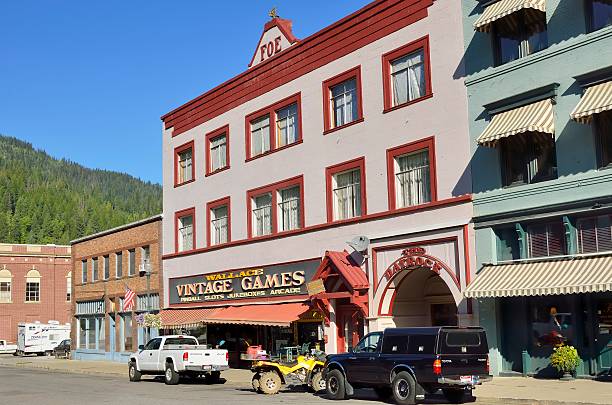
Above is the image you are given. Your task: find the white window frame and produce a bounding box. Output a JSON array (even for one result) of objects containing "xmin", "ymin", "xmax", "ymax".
[
  {"xmin": 394, "ymin": 149, "xmax": 431, "ymax": 208},
  {"xmin": 209, "ymin": 134, "xmax": 227, "ymax": 172},
  {"xmin": 330, "ymin": 79, "xmax": 358, "ymax": 128},
  {"xmin": 277, "ymin": 186, "xmax": 301, "ymax": 232},
  {"xmin": 250, "ymin": 115, "xmax": 271, "ymax": 157},
  {"xmin": 177, "ymin": 148, "xmax": 193, "ymax": 184},
  {"xmin": 390, "ymin": 49, "xmax": 426, "ymax": 107},
  {"xmin": 178, "ymin": 215, "xmax": 194, "ymax": 252},
  {"xmin": 252, "ymin": 193, "xmax": 273, "ymax": 237},
  {"xmin": 332, "ymin": 169, "xmax": 361, "ymax": 221},
  {"xmin": 275, "ymin": 103, "xmax": 298, "ymax": 148},
  {"xmin": 210, "ymin": 205, "xmax": 229, "ymax": 245}
]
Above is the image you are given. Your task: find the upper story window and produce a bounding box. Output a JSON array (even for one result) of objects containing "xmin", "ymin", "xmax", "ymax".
[
  {"xmin": 66, "ymin": 272, "xmax": 71, "ymax": 302},
  {"xmin": 25, "ymin": 269, "xmax": 41, "ymax": 302},
  {"xmin": 175, "ymin": 208, "xmax": 195, "ymax": 252},
  {"xmin": 473, "ymin": 2, "xmax": 548, "ymax": 66},
  {"xmin": 248, "ymin": 176, "xmax": 304, "ymax": 237},
  {"xmin": 500, "ymin": 132, "xmax": 557, "ymax": 186},
  {"xmin": 589, "ymin": 0, "xmax": 612, "ymax": 32},
  {"xmin": 141, "ymin": 245, "xmax": 150, "ymax": 265},
  {"xmin": 81, "ymin": 260, "xmax": 87, "ymax": 283},
  {"xmin": 323, "ymin": 67, "xmax": 363, "ymax": 133},
  {"xmin": 210, "ymin": 204, "xmax": 229, "ymax": 245},
  {"xmin": 251, "ymin": 193, "xmax": 273, "ymax": 237},
  {"xmin": 174, "ymin": 141, "xmax": 195, "ymax": 186},
  {"xmin": 527, "ymin": 221, "xmax": 567, "ymax": 258},
  {"xmin": 387, "ymin": 138, "xmax": 436, "ymax": 210},
  {"xmin": 246, "ymin": 93, "xmax": 302, "ymax": 160},
  {"xmin": 128, "ymin": 249, "xmax": 136, "ymax": 276},
  {"xmin": 0, "ymin": 269, "xmax": 12, "ymax": 303},
  {"xmin": 92, "ymin": 257, "xmax": 98, "ymax": 282},
  {"xmin": 205, "ymin": 125, "xmax": 230, "ymax": 176},
  {"xmin": 577, "ymin": 214, "xmax": 612, "ymax": 254},
  {"xmin": 115, "ymin": 252, "xmax": 123, "ymax": 278},
  {"xmin": 326, "ymin": 158, "xmax": 366, "ymax": 222},
  {"xmin": 103, "ymin": 255, "xmax": 110, "ymax": 280},
  {"xmin": 382, "ymin": 36, "xmax": 431, "ymax": 111},
  {"xmin": 595, "ymin": 110, "xmax": 612, "ymax": 168}
]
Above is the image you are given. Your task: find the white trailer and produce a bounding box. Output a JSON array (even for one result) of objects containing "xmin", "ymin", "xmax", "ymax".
[{"xmin": 17, "ymin": 321, "xmax": 71, "ymax": 356}]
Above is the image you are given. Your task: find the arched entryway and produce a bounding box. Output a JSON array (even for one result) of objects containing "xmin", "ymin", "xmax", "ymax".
[{"xmin": 391, "ymin": 268, "xmax": 458, "ymax": 327}]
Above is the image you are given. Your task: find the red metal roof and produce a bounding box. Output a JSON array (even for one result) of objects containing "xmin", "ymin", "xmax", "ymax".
[
  {"xmin": 160, "ymin": 302, "xmax": 310, "ymax": 328},
  {"xmin": 325, "ymin": 250, "xmax": 370, "ymax": 291}
]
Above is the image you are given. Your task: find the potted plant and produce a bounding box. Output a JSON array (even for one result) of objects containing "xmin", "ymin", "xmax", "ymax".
[{"xmin": 550, "ymin": 344, "xmax": 580, "ymax": 380}]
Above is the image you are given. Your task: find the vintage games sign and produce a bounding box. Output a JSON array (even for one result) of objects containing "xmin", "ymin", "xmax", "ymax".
[{"xmin": 169, "ymin": 259, "xmax": 320, "ymax": 305}]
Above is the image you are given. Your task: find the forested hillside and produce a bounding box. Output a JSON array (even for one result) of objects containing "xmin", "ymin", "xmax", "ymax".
[{"xmin": 0, "ymin": 135, "xmax": 161, "ymax": 244}]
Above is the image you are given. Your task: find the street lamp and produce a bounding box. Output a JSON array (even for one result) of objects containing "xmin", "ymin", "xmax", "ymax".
[{"xmin": 138, "ymin": 259, "xmax": 152, "ymax": 342}]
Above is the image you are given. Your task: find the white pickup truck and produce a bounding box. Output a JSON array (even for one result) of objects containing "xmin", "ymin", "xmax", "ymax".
[
  {"xmin": 128, "ymin": 335, "xmax": 229, "ymax": 385},
  {"xmin": 0, "ymin": 340, "xmax": 17, "ymax": 354}
]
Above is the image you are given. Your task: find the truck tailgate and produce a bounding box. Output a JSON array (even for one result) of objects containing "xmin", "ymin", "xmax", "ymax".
[
  {"xmin": 185, "ymin": 349, "xmax": 228, "ymax": 367},
  {"xmin": 439, "ymin": 354, "xmax": 488, "ymax": 378}
]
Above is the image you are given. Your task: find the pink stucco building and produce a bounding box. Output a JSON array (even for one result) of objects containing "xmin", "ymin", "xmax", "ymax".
[{"xmin": 160, "ymin": 0, "xmax": 475, "ymax": 355}]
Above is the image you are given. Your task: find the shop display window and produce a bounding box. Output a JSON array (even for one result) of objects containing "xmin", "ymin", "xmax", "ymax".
[{"xmin": 531, "ymin": 304, "xmax": 573, "ymax": 347}]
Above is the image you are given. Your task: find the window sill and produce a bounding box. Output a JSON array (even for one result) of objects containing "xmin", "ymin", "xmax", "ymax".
[
  {"xmin": 326, "ymin": 215, "xmax": 366, "ymax": 225},
  {"xmin": 174, "ymin": 179, "xmax": 195, "ymax": 188},
  {"xmin": 24, "ymin": 301, "xmax": 41, "ymax": 304},
  {"xmin": 205, "ymin": 166, "xmax": 230, "ymax": 177},
  {"xmin": 323, "ymin": 117, "xmax": 364, "ymax": 135},
  {"xmin": 0, "ymin": 301, "xmax": 12, "ymax": 304},
  {"xmin": 245, "ymin": 139, "xmax": 303, "ymax": 162},
  {"xmin": 383, "ymin": 93, "xmax": 433, "ymax": 114}
]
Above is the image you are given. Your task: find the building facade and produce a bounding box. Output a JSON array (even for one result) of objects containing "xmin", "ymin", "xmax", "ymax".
[
  {"xmin": 161, "ymin": 0, "xmax": 477, "ymax": 358},
  {"xmin": 0, "ymin": 243, "xmax": 71, "ymax": 343},
  {"xmin": 71, "ymin": 215, "xmax": 162, "ymax": 362},
  {"xmin": 461, "ymin": 1, "xmax": 612, "ymax": 377}
]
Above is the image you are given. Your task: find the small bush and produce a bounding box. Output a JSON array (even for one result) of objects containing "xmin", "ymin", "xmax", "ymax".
[{"xmin": 550, "ymin": 345, "xmax": 580, "ymax": 373}]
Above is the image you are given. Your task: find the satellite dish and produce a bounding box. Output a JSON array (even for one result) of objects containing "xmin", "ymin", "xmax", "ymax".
[{"xmin": 347, "ymin": 236, "xmax": 370, "ymax": 255}]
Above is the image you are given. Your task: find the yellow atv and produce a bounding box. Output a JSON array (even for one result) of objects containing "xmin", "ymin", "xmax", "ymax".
[{"xmin": 251, "ymin": 352, "xmax": 326, "ymax": 395}]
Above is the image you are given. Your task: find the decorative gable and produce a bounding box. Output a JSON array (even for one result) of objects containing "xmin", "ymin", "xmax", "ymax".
[{"xmin": 248, "ymin": 14, "xmax": 298, "ymax": 68}]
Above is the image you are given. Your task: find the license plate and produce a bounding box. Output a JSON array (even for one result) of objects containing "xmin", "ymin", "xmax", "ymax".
[
  {"xmin": 201, "ymin": 365, "xmax": 212, "ymax": 371},
  {"xmin": 460, "ymin": 376, "xmax": 474, "ymax": 384}
]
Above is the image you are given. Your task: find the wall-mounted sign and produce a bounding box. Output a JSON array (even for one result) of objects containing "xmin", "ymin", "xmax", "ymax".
[
  {"xmin": 307, "ymin": 279, "xmax": 326, "ymax": 296},
  {"xmin": 168, "ymin": 259, "xmax": 320, "ymax": 305},
  {"xmin": 383, "ymin": 247, "xmax": 453, "ymax": 282}
]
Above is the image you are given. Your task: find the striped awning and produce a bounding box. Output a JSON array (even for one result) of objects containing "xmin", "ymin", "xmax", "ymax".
[
  {"xmin": 464, "ymin": 255, "xmax": 612, "ymax": 298},
  {"xmin": 160, "ymin": 307, "xmax": 220, "ymax": 329},
  {"xmin": 570, "ymin": 81, "xmax": 612, "ymax": 124},
  {"xmin": 474, "ymin": 0, "xmax": 546, "ymax": 32},
  {"xmin": 477, "ymin": 98, "xmax": 555, "ymax": 146}
]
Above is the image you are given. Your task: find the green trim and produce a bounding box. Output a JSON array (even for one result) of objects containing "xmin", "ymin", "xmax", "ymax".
[
  {"xmin": 563, "ymin": 216, "xmax": 578, "ymax": 255},
  {"xmin": 515, "ymin": 223, "xmax": 527, "ymax": 259}
]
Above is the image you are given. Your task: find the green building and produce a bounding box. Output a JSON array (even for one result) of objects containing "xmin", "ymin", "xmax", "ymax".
[{"xmin": 461, "ymin": 0, "xmax": 612, "ymax": 377}]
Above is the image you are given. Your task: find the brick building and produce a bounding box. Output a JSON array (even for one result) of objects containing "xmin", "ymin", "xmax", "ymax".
[
  {"xmin": 71, "ymin": 215, "xmax": 162, "ymax": 362},
  {"xmin": 0, "ymin": 243, "xmax": 71, "ymax": 343}
]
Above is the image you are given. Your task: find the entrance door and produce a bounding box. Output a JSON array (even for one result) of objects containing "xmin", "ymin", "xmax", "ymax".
[
  {"xmin": 336, "ymin": 308, "xmax": 363, "ymax": 353},
  {"xmin": 109, "ymin": 316, "xmax": 116, "ymax": 360},
  {"xmin": 596, "ymin": 300, "xmax": 612, "ymax": 372}
]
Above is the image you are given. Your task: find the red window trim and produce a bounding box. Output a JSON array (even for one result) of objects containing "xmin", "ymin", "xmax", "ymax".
[
  {"xmin": 382, "ymin": 35, "xmax": 432, "ymax": 113},
  {"xmin": 205, "ymin": 125, "xmax": 230, "ymax": 177},
  {"xmin": 174, "ymin": 140, "xmax": 195, "ymax": 187},
  {"xmin": 322, "ymin": 66, "xmax": 364, "ymax": 134},
  {"xmin": 244, "ymin": 93, "xmax": 302, "ymax": 161},
  {"xmin": 174, "ymin": 207, "xmax": 196, "ymax": 253},
  {"xmin": 325, "ymin": 157, "xmax": 367, "ymax": 223},
  {"xmin": 206, "ymin": 196, "xmax": 231, "ymax": 247},
  {"xmin": 246, "ymin": 175, "xmax": 305, "ymax": 238},
  {"xmin": 386, "ymin": 136, "xmax": 437, "ymax": 211}
]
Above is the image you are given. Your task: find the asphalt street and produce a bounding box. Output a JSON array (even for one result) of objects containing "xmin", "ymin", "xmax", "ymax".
[{"xmin": 0, "ymin": 366, "xmax": 387, "ymax": 405}]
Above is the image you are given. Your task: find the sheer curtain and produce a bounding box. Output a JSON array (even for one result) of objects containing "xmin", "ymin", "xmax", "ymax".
[
  {"xmin": 212, "ymin": 206, "xmax": 228, "ymax": 244},
  {"xmin": 251, "ymin": 116, "xmax": 270, "ymax": 156},
  {"xmin": 276, "ymin": 104, "xmax": 298, "ymax": 147},
  {"xmin": 391, "ymin": 50, "xmax": 425, "ymax": 106},
  {"xmin": 279, "ymin": 186, "xmax": 300, "ymax": 231},
  {"xmin": 179, "ymin": 216, "xmax": 193, "ymax": 251},
  {"xmin": 334, "ymin": 170, "xmax": 361, "ymax": 220},
  {"xmin": 210, "ymin": 135, "xmax": 226, "ymax": 172},
  {"xmin": 179, "ymin": 150, "xmax": 193, "ymax": 182},
  {"xmin": 396, "ymin": 150, "xmax": 430, "ymax": 208},
  {"xmin": 331, "ymin": 79, "xmax": 357, "ymax": 127},
  {"xmin": 253, "ymin": 194, "xmax": 272, "ymax": 236}
]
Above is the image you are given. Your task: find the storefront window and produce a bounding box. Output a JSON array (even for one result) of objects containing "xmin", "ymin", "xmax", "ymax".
[
  {"xmin": 122, "ymin": 314, "xmax": 133, "ymax": 352},
  {"xmin": 87, "ymin": 319, "xmax": 95, "ymax": 350},
  {"xmin": 97, "ymin": 317, "xmax": 105, "ymax": 351},
  {"xmin": 532, "ymin": 305, "xmax": 573, "ymax": 347},
  {"xmin": 79, "ymin": 318, "xmax": 87, "ymax": 349}
]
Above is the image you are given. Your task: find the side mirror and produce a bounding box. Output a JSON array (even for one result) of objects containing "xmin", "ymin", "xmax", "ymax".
[
  {"xmin": 138, "ymin": 344, "xmax": 145, "ymax": 351},
  {"xmin": 348, "ymin": 346, "xmax": 353, "ymax": 353}
]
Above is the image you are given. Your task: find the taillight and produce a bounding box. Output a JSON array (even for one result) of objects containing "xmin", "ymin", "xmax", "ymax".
[
  {"xmin": 183, "ymin": 352, "xmax": 189, "ymax": 361},
  {"xmin": 433, "ymin": 359, "xmax": 442, "ymax": 375},
  {"xmin": 486, "ymin": 356, "xmax": 490, "ymax": 374},
  {"xmin": 226, "ymin": 352, "xmax": 229, "ymax": 361}
]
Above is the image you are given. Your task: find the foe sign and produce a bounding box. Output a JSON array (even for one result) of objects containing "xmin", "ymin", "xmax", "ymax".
[{"xmin": 260, "ymin": 36, "xmax": 282, "ymax": 63}]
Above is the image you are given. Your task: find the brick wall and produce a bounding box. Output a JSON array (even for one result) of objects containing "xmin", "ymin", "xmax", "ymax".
[
  {"xmin": 0, "ymin": 244, "xmax": 72, "ymax": 343},
  {"xmin": 71, "ymin": 217, "xmax": 162, "ymax": 352}
]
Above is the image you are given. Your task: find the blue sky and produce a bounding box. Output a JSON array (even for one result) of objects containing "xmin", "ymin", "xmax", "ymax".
[{"xmin": 0, "ymin": 1, "xmax": 370, "ymax": 184}]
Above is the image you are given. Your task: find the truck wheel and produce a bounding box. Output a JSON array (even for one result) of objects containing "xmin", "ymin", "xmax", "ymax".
[
  {"xmin": 259, "ymin": 371, "xmax": 281, "ymax": 395},
  {"xmin": 205, "ymin": 371, "xmax": 221, "ymax": 384},
  {"xmin": 391, "ymin": 371, "xmax": 416, "ymax": 405},
  {"xmin": 164, "ymin": 363, "xmax": 180, "ymax": 385},
  {"xmin": 374, "ymin": 387, "xmax": 392, "ymax": 400},
  {"xmin": 128, "ymin": 362, "xmax": 141, "ymax": 382},
  {"xmin": 325, "ymin": 369, "xmax": 346, "ymax": 400},
  {"xmin": 310, "ymin": 371, "xmax": 326, "ymax": 392},
  {"xmin": 442, "ymin": 388, "xmax": 468, "ymax": 404},
  {"xmin": 251, "ymin": 373, "xmax": 262, "ymax": 392}
]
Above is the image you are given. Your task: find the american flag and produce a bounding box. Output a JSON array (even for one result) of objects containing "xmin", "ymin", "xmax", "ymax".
[{"xmin": 123, "ymin": 286, "xmax": 136, "ymax": 311}]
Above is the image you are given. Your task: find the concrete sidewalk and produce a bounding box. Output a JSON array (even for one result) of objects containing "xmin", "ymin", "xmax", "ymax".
[{"xmin": 1, "ymin": 355, "xmax": 610, "ymax": 405}]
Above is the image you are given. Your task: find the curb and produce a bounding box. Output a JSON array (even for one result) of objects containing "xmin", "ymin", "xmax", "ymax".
[
  {"xmin": 476, "ymin": 397, "xmax": 605, "ymax": 405},
  {"xmin": 0, "ymin": 362, "xmax": 126, "ymax": 378}
]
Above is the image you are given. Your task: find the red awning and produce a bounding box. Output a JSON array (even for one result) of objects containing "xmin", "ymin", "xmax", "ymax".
[
  {"xmin": 160, "ymin": 307, "xmax": 220, "ymax": 328},
  {"xmin": 324, "ymin": 250, "xmax": 369, "ymax": 290},
  {"xmin": 160, "ymin": 302, "xmax": 310, "ymax": 328},
  {"xmin": 210, "ymin": 302, "xmax": 310, "ymax": 327}
]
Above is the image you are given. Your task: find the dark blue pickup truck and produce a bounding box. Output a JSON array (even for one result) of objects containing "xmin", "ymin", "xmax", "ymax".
[{"xmin": 323, "ymin": 327, "xmax": 491, "ymax": 404}]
